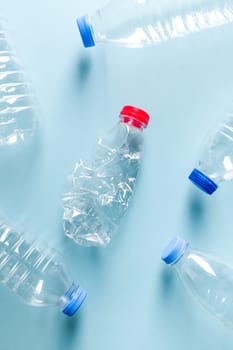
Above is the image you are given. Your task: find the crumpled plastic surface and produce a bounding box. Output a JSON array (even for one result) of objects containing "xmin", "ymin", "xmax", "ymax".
[{"xmin": 63, "ymin": 123, "xmax": 144, "ymax": 247}]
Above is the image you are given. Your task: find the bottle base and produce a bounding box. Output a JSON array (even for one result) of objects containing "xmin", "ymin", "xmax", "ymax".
[
  {"xmin": 65, "ymin": 230, "xmax": 111, "ymax": 248},
  {"xmin": 63, "ymin": 206, "xmax": 112, "ymax": 247}
]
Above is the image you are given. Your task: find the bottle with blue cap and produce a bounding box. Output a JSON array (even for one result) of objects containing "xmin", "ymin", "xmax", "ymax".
[
  {"xmin": 76, "ymin": 0, "xmax": 233, "ymax": 49},
  {"xmin": 162, "ymin": 237, "xmax": 233, "ymax": 329},
  {"xmin": 189, "ymin": 115, "xmax": 233, "ymax": 195},
  {"xmin": 0, "ymin": 222, "xmax": 86, "ymax": 316}
]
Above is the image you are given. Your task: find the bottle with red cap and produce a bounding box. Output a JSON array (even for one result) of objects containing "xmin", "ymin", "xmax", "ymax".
[{"xmin": 62, "ymin": 106, "xmax": 150, "ymax": 247}]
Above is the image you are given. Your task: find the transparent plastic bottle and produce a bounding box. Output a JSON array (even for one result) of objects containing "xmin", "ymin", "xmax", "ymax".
[
  {"xmin": 63, "ymin": 105, "xmax": 150, "ymax": 247},
  {"xmin": 162, "ymin": 237, "xmax": 233, "ymax": 329},
  {"xmin": 0, "ymin": 23, "xmax": 38, "ymax": 145},
  {"xmin": 76, "ymin": 0, "xmax": 233, "ymax": 48},
  {"xmin": 0, "ymin": 222, "xmax": 86, "ymax": 316},
  {"xmin": 189, "ymin": 115, "xmax": 233, "ymax": 195}
]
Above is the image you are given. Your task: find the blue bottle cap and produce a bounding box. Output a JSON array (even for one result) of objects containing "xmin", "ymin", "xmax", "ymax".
[
  {"xmin": 76, "ymin": 16, "xmax": 95, "ymax": 48},
  {"xmin": 62, "ymin": 284, "xmax": 87, "ymax": 317},
  {"xmin": 161, "ymin": 237, "xmax": 188, "ymax": 265},
  {"xmin": 189, "ymin": 168, "xmax": 218, "ymax": 195}
]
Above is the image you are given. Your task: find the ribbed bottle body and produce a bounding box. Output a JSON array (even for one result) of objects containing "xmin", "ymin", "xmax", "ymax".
[
  {"xmin": 0, "ymin": 223, "xmax": 70, "ymax": 307},
  {"xmin": 89, "ymin": 0, "xmax": 233, "ymax": 47},
  {"xmin": 0, "ymin": 24, "xmax": 38, "ymax": 145}
]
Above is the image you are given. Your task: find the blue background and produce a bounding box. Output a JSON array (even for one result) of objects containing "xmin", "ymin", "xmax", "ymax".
[{"xmin": 2, "ymin": 0, "xmax": 233, "ymax": 349}]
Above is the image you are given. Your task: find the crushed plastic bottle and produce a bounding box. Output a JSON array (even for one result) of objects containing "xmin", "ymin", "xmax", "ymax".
[
  {"xmin": 162, "ymin": 237, "xmax": 233, "ymax": 329},
  {"xmin": 189, "ymin": 114, "xmax": 233, "ymax": 195},
  {"xmin": 0, "ymin": 22, "xmax": 38, "ymax": 145},
  {"xmin": 63, "ymin": 105, "xmax": 150, "ymax": 247},
  {"xmin": 76, "ymin": 0, "xmax": 233, "ymax": 48},
  {"xmin": 0, "ymin": 222, "xmax": 86, "ymax": 316}
]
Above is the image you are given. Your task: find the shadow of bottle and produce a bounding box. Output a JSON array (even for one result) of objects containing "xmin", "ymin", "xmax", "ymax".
[
  {"xmin": 56, "ymin": 310, "xmax": 85, "ymax": 350},
  {"xmin": 159, "ymin": 265, "xmax": 176, "ymax": 301},
  {"xmin": 76, "ymin": 53, "xmax": 92, "ymax": 85},
  {"xmin": 184, "ymin": 188, "xmax": 209, "ymax": 239}
]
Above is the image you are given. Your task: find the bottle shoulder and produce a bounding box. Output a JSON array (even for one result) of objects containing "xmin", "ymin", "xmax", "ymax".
[{"xmin": 176, "ymin": 248, "xmax": 233, "ymax": 281}]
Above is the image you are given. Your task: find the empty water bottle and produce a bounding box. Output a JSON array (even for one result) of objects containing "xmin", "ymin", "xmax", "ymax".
[
  {"xmin": 189, "ymin": 115, "xmax": 233, "ymax": 195},
  {"xmin": 0, "ymin": 23, "xmax": 38, "ymax": 145},
  {"xmin": 162, "ymin": 237, "xmax": 233, "ymax": 329},
  {"xmin": 77, "ymin": 0, "xmax": 233, "ymax": 48},
  {"xmin": 0, "ymin": 222, "xmax": 86, "ymax": 316},
  {"xmin": 63, "ymin": 105, "xmax": 150, "ymax": 247}
]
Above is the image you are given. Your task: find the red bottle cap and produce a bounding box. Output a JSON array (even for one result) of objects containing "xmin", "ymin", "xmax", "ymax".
[{"xmin": 120, "ymin": 105, "xmax": 150, "ymax": 129}]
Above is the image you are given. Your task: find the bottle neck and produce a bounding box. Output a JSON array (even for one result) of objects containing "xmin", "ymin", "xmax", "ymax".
[
  {"xmin": 171, "ymin": 245, "xmax": 189, "ymax": 267},
  {"xmin": 119, "ymin": 114, "xmax": 146, "ymax": 130},
  {"xmin": 89, "ymin": 11, "xmax": 105, "ymax": 44}
]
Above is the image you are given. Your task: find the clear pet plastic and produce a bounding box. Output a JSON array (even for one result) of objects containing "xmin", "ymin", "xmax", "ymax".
[
  {"xmin": 0, "ymin": 22, "xmax": 38, "ymax": 145},
  {"xmin": 63, "ymin": 106, "xmax": 150, "ymax": 247},
  {"xmin": 77, "ymin": 0, "xmax": 233, "ymax": 48},
  {"xmin": 189, "ymin": 114, "xmax": 233, "ymax": 195},
  {"xmin": 162, "ymin": 237, "xmax": 233, "ymax": 330},
  {"xmin": 0, "ymin": 222, "xmax": 86, "ymax": 316}
]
